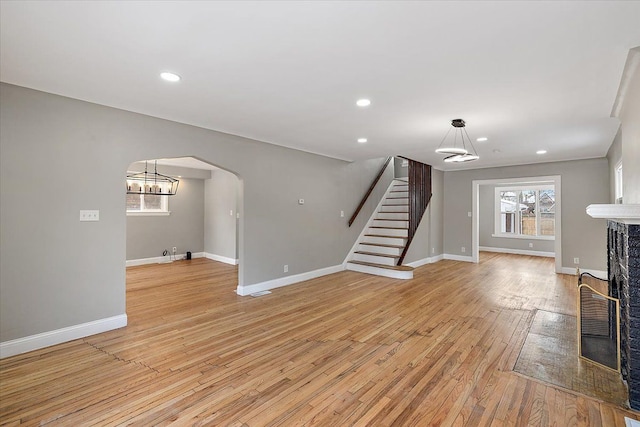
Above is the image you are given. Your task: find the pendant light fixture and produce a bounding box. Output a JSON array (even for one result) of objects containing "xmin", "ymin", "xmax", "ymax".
[
  {"xmin": 126, "ymin": 161, "xmax": 179, "ymax": 196},
  {"xmin": 435, "ymin": 119, "xmax": 479, "ymax": 163}
]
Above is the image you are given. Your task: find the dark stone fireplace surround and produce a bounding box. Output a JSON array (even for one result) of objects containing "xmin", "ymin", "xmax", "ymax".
[
  {"xmin": 608, "ymin": 220, "xmax": 640, "ymax": 409},
  {"xmin": 587, "ymin": 204, "xmax": 640, "ymax": 409}
]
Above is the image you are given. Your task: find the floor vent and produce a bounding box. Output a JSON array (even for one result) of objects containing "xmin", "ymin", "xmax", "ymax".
[{"xmin": 250, "ymin": 290, "xmax": 272, "ymax": 297}]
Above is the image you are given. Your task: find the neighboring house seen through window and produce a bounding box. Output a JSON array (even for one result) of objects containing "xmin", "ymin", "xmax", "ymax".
[
  {"xmin": 126, "ymin": 177, "xmax": 170, "ymax": 215},
  {"xmin": 494, "ymin": 185, "xmax": 555, "ymax": 239}
]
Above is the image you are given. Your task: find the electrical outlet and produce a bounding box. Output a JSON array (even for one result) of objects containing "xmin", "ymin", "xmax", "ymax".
[
  {"xmin": 284, "ymin": 265, "xmax": 288, "ymax": 273},
  {"xmin": 461, "ymin": 247, "xmax": 466, "ymax": 253},
  {"xmin": 432, "ymin": 247, "xmax": 435, "ymax": 254},
  {"xmin": 230, "ymin": 210, "xmax": 233, "ymax": 216},
  {"xmin": 574, "ymin": 257, "xmax": 579, "ymax": 264},
  {"xmin": 529, "ymin": 243, "xmax": 533, "ymax": 248},
  {"xmin": 467, "ymin": 212, "xmax": 472, "ymax": 218},
  {"xmin": 172, "ymin": 247, "xmax": 177, "ymax": 253},
  {"xmin": 340, "ymin": 210, "xmax": 344, "ymax": 218}
]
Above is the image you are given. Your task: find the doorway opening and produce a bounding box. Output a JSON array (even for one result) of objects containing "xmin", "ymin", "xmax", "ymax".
[
  {"xmin": 472, "ymin": 175, "xmax": 562, "ymax": 272},
  {"xmin": 125, "ymin": 156, "xmax": 242, "ymax": 294}
]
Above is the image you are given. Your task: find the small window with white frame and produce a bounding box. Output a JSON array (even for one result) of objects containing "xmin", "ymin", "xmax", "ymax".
[
  {"xmin": 615, "ymin": 161, "xmax": 623, "ymax": 204},
  {"xmin": 126, "ymin": 176, "xmax": 170, "ymax": 215},
  {"xmin": 494, "ymin": 185, "xmax": 555, "ymax": 239}
]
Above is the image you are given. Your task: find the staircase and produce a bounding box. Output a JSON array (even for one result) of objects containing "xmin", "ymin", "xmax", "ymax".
[{"xmin": 346, "ymin": 179, "xmax": 414, "ymax": 279}]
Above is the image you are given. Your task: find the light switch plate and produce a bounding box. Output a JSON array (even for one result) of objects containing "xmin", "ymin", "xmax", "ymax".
[{"xmin": 80, "ymin": 210, "xmax": 99, "ymax": 221}]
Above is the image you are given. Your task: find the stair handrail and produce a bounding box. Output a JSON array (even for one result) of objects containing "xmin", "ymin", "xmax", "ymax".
[
  {"xmin": 348, "ymin": 156, "xmax": 392, "ymax": 227},
  {"xmin": 397, "ymin": 157, "xmax": 432, "ymax": 266}
]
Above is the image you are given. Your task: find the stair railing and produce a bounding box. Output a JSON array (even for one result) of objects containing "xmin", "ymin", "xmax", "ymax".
[
  {"xmin": 348, "ymin": 157, "xmax": 392, "ymax": 227},
  {"xmin": 397, "ymin": 157, "xmax": 432, "ymax": 266}
]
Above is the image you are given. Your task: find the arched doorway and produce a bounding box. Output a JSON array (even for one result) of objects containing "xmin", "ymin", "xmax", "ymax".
[{"xmin": 124, "ymin": 156, "xmax": 242, "ymax": 290}]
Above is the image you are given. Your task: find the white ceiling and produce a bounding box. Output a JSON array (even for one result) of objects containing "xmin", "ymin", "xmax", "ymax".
[{"xmin": 2, "ymin": 1, "xmax": 639, "ymax": 170}]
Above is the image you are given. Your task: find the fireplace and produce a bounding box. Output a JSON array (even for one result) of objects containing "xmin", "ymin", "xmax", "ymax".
[
  {"xmin": 588, "ymin": 204, "xmax": 640, "ymax": 410},
  {"xmin": 608, "ymin": 220, "xmax": 640, "ymax": 408}
]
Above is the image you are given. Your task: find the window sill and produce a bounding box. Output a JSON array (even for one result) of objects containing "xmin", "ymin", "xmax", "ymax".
[
  {"xmin": 127, "ymin": 211, "xmax": 171, "ymax": 217},
  {"xmin": 491, "ymin": 233, "xmax": 554, "ymax": 241}
]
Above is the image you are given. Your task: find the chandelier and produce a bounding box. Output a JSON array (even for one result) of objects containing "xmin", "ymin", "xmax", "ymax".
[
  {"xmin": 435, "ymin": 119, "xmax": 479, "ymax": 163},
  {"xmin": 126, "ymin": 161, "xmax": 179, "ymax": 196}
]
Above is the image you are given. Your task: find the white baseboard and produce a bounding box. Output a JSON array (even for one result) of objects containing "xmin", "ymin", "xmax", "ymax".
[
  {"xmin": 560, "ymin": 267, "xmax": 607, "ymax": 279},
  {"xmin": 0, "ymin": 314, "xmax": 128, "ymax": 359},
  {"xmin": 126, "ymin": 252, "xmax": 205, "ymax": 267},
  {"xmin": 237, "ymin": 264, "xmax": 344, "ymax": 296},
  {"xmin": 406, "ymin": 254, "xmax": 444, "ymax": 268},
  {"xmin": 204, "ymin": 252, "xmax": 238, "ymax": 265},
  {"xmin": 479, "ymin": 246, "xmax": 555, "ymax": 258},
  {"xmin": 444, "ymin": 254, "xmax": 475, "ymax": 263}
]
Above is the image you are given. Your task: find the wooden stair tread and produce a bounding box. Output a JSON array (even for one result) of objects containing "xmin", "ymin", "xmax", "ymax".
[
  {"xmin": 369, "ymin": 226, "xmax": 409, "ymax": 230},
  {"xmin": 374, "ymin": 218, "xmax": 407, "ymax": 222},
  {"xmin": 359, "ymin": 243, "xmax": 405, "ymax": 249},
  {"xmin": 347, "ymin": 260, "xmax": 413, "ymax": 271},
  {"xmin": 365, "ymin": 234, "xmax": 407, "ymax": 238},
  {"xmin": 354, "ymin": 251, "xmax": 399, "ymax": 259}
]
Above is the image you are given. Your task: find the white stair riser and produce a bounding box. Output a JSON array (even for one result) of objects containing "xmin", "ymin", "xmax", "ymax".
[
  {"xmin": 373, "ymin": 219, "xmax": 409, "ymax": 228},
  {"xmin": 377, "ymin": 212, "xmax": 409, "ymax": 220},
  {"xmin": 353, "ymin": 253, "xmax": 397, "ymax": 266},
  {"xmin": 380, "ymin": 205, "xmax": 409, "ymax": 213},
  {"xmin": 346, "ymin": 262, "xmax": 413, "ymax": 280},
  {"xmin": 359, "ymin": 244, "xmax": 403, "ymax": 256},
  {"xmin": 369, "ymin": 227, "xmax": 408, "ymax": 237},
  {"xmin": 363, "ymin": 235, "xmax": 407, "ymax": 246},
  {"xmin": 389, "ymin": 191, "xmax": 409, "ymax": 198}
]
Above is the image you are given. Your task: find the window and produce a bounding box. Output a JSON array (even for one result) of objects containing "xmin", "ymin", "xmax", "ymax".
[
  {"xmin": 126, "ymin": 177, "xmax": 170, "ymax": 215},
  {"xmin": 126, "ymin": 193, "xmax": 169, "ymax": 215},
  {"xmin": 615, "ymin": 162, "xmax": 623, "ymax": 204},
  {"xmin": 494, "ymin": 185, "xmax": 555, "ymax": 239}
]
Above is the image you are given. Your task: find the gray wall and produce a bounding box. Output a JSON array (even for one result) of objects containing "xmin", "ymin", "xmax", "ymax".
[
  {"xmin": 478, "ymin": 184, "xmax": 555, "ymax": 253},
  {"xmin": 617, "ymin": 49, "xmax": 640, "ymax": 204},
  {"xmin": 0, "ymin": 83, "xmax": 391, "ymax": 342},
  {"xmin": 444, "ymin": 158, "xmax": 610, "ymax": 271},
  {"xmin": 204, "ymin": 169, "xmax": 239, "ymax": 261},
  {"xmin": 126, "ymin": 177, "xmax": 205, "ymax": 260},
  {"xmin": 404, "ymin": 168, "xmax": 444, "ymax": 262},
  {"xmin": 394, "ymin": 157, "xmax": 408, "ymax": 179}
]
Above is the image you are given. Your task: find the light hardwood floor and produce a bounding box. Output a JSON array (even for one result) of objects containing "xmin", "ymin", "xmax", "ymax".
[{"xmin": 1, "ymin": 253, "xmax": 639, "ymax": 426}]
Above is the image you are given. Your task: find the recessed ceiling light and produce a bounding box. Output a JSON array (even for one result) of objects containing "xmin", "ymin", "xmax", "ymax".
[
  {"xmin": 160, "ymin": 72, "xmax": 181, "ymax": 82},
  {"xmin": 476, "ymin": 137, "xmax": 488, "ymax": 142},
  {"xmin": 357, "ymin": 138, "xmax": 368, "ymax": 143},
  {"xmin": 356, "ymin": 99, "xmax": 371, "ymax": 107},
  {"xmin": 537, "ymin": 150, "xmax": 547, "ymax": 155}
]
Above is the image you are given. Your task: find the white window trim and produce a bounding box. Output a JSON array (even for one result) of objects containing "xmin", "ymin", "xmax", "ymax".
[
  {"xmin": 127, "ymin": 211, "xmax": 171, "ymax": 217},
  {"xmin": 494, "ymin": 184, "xmax": 555, "ymax": 240},
  {"xmin": 615, "ymin": 161, "xmax": 623, "ymax": 204},
  {"xmin": 491, "ymin": 233, "xmax": 554, "ymax": 241}
]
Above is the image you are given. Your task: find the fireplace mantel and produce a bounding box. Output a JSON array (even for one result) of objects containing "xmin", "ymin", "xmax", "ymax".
[{"xmin": 586, "ymin": 204, "xmax": 640, "ymax": 224}]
